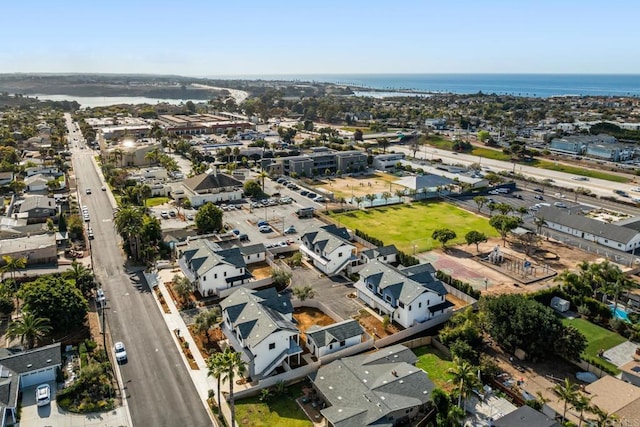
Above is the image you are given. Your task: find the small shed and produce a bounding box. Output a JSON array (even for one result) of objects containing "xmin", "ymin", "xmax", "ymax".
[{"xmin": 551, "ymin": 296, "xmax": 570, "ymax": 312}]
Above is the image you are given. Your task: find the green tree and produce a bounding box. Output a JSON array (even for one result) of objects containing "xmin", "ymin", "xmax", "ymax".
[
  {"xmin": 353, "ymin": 129, "xmax": 363, "ymax": 141},
  {"xmin": 195, "ymin": 202, "xmax": 223, "ymax": 234},
  {"xmin": 573, "ymin": 393, "xmax": 593, "ymax": 427},
  {"xmin": 243, "ymin": 180, "xmax": 262, "ymax": 198},
  {"xmin": 172, "ymin": 275, "xmax": 193, "ymax": 308},
  {"xmin": 221, "ymin": 347, "xmax": 247, "ymax": 427},
  {"xmin": 448, "ymin": 357, "xmax": 478, "ymax": 408},
  {"xmin": 63, "ymin": 260, "xmax": 95, "ymax": 297},
  {"xmin": 473, "ymin": 196, "xmax": 487, "ymax": 212},
  {"xmin": 19, "ymin": 275, "xmax": 88, "ymax": 332},
  {"xmin": 257, "ymin": 171, "xmax": 269, "ymax": 191},
  {"xmin": 378, "ymin": 137, "xmax": 389, "ymax": 153},
  {"xmin": 489, "ymin": 214, "xmax": 522, "ymax": 246},
  {"xmin": 432, "ymin": 228, "xmax": 457, "ymax": 249},
  {"xmin": 495, "ymin": 202, "xmax": 513, "ymax": 215},
  {"xmin": 292, "ymin": 285, "xmax": 316, "ymax": 301},
  {"xmin": 465, "ymin": 231, "xmax": 487, "ymax": 252},
  {"xmin": 6, "ymin": 312, "xmax": 52, "ymax": 349},
  {"xmin": 193, "ymin": 307, "xmax": 220, "ymax": 343},
  {"xmin": 477, "ymin": 130, "xmax": 491, "ymax": 143},
  {"xmin": 114, "ymin": 206, "xmax": 144, "ymax": 260},
  {"xmin": 271, "ymin": 268, "xmax": 292, "ymax": 289},
  {"xmin": 551, "ymin": 378, "xmax": 579, "ymax": 424},
  {"xmin": 2, "ymin": 255, "xmax": 27, "ymax": 311},
  {"xmin": 207, "ymin": 352, "xmax": 227, "ymax": 409},
  {"xmin": 365, "ymin": 193, "xmax": 376, "ymax": 207}
]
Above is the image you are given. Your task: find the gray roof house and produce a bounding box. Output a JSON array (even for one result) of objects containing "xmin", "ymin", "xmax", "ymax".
[
  {"xmin": 177, "ymin": 169, "xmax": 243, "ymax": 207},
  {"xmin": 310, "ymin": 344, "xmax": 435, "ymax": 427},
  {"xmin": 220, "ymin": 288, "xmax": 302, "ymax": 380},
  {"xmin": 0, "ymin": 344, "xmax": 62, "ymax": 427},
  {"xmin": 360, "ymin": 245, "xmax": 398, "ymax": 265},
  {"xmin": 16, "ymin": 196, "xmax": 57, "ymax": 220},
  {"xmin": 493, "ymin": 405, "xmax": 560, "ymax": 427},
  {"xmin": 355, "ymin": 261, "xmax": 452, "ymax": 329},
  {"xmin": 537, "ymin": 206, "xmax": 640, "ymax": 252},
  {"xmin": 300, "ymin": 225, "xmax": 356, "ymax": 276},
  {"xmin": 306, "ymin": 319, "xmax": 365, "ymax": 359}
]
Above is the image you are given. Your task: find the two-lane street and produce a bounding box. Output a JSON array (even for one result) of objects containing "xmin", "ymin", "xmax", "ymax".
[{"xmin": 65, "ymin": 114, "xmax": 211, "ymax": 427}]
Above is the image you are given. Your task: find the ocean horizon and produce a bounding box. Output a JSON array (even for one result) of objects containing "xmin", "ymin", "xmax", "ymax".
[{"xmin": 210, "ymin": 73, "xmax": 640, "ymax": 98}]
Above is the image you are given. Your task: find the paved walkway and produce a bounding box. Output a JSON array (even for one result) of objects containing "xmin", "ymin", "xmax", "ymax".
[{"xmin": 145, "ymin": 270, "xmax": 233, "ymax": 426}]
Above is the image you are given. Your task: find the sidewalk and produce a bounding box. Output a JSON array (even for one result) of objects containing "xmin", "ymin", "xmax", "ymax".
[{"xmin": 145, "ymin": 271, "xmax": 234, "ymax": 426}]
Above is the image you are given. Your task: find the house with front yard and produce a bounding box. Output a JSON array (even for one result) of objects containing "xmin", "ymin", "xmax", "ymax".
[
  {"xmin": 0, "ymin": 233, "xmax": 57, "ymax": 265},
  {"xmin": 177, "ymin": 239, "xmax": 266, "ymax": 297},
  {"xmin": 0, "ymin": 343, "xmax": 62, "ymax": 427},
  {"xmin": 220, "ymin": 288, "xmax": 302, "ymax": 380},
  {"xmin": 300, "ymin": 225, "xmax": 356, "ymax": 276},
  {"xmin": 310, "ymin": 344, "xmax": 435, "ymax": 427},
  {"xmin": 14, "ymin": 196, "xmax": 57, "ymax": 221},
  {"xmin": 354, "ymin": 260, "xmax": 453, "ymax": 328},
  {"xmin": 305, "ymin": 319, "xmax": 365, "ymax": 359},
  {"xmin": 493, "ymin": 405, "xmax": 560, "ymax": 427},
  {"xmin": 173, "ymin": 168, "xmax": 243, "ymax": 207}
]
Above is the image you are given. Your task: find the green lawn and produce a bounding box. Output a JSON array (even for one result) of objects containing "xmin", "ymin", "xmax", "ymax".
[
  {"xmin": 562, "ymin": 317, "xmax": 626, "ymax": 373},
  {"xmin": 412, "ymin": 346, "xmax": 455, "ymax": 391},
  {"xmin": 234, "ymin": 383, "xmax": 312, "ymax": 427},
  {"xmin": 329, "ymin": 202, "xmax": 498, "ymax": 253},
  {"xmin": 145, "ymin": 197, "xmax": 170, "ymax": 207}
]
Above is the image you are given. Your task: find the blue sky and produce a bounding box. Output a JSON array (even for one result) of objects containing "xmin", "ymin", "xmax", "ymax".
[{"xmin": 2, "ymin": 0, "xmax": 639, "ymax": 75}]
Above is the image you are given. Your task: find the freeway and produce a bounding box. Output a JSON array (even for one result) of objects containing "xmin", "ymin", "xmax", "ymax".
[
  {"xmin": 65, "ymin": 114, "xmax": 211, "ymax": 427},
  {"xmin": 392, "ymin": 144, "xmax": 639, "ymax": 199}
]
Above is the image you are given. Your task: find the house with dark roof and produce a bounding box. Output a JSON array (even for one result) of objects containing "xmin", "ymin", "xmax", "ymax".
[
  {"xmin": 0, "ymin": 344, "xmax": 62, "ymax": 426},
  {"xmin": 537, "ymin": 206, "xmax": 640, "ymax": 252},
  {"xmin": 176, "ymin": 168, "xmax": 243, "ymax": 207},
  {"xmin": 492, "ymin": 405, "xmax": 560, "ymax": 427},
  {"xmin": 178, "ymin": 239, "xmax": 266, "ymax": 297},
  {"xmin": 359, "ymin": 245, "xmax": 398, "ymax": 266},
  {"xmin": 300, "ymin": 225, "xmax": 356, "ymax": 276},
  {"xmin": 0, "ymin": 172, "xmax": 13, "ymax": 187},
  {"xmin": 306, "ymin": 319, "xmax": 365, "ymax": 359},
  {"xmin": 310, "ymin": 344, "xmax": 435, "ymax": 427},
  {"xmin": 355, "ymin": 260, "xmax": 452, "ymax": 328},
  {"xmin": 220, "ymin": 288, "xmax": 302, "ymax": 380},
  {"xmin": 15, "ymin": 196, "xmax": 57, "ymax": 220}
]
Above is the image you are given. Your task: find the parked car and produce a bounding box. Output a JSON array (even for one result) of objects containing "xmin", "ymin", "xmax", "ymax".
[
  {"xmin": 186, "ymin": 213, "xmax": 194, "ymax": 220},
  {"xmin": 284, "ymin": 226, "xmax": 297, "ymax": 234},
  {"xmin": 161, "ymin": 211, "xmax": 170, "ymax": 219},
  {"xmin": 313, "ymin": 196, "xmax": 326, "ymax": 203},
  {"xmin": 169, "ymin": 210, "xmax": 176, "ymax": 218},
  {"xmin": 239, "ymin": 233, "xmax": 249, "ymax": 242},
  {"xmin": 306, "ymin": 193, "xmax": 317, "ymax": 199},
  {"xmin": 85, "ymin": 188, "xmax": 92, "ymax": 194},
  {"xmin": 554, "ymin": 202, "xmax": 567, "ymax": 208},
  {"xmin": 36, "ymin": 384, "xmax": 51, "ymax": 407},
  {"xmin": 534, "ymin": 195, "xmax": 544, "ymax": 200},
  {"xmin": 300, "ymin": 190, "xmax": 309, "ymax": 197},
  {"xmin": 257, "ymin": 220, "xmax": 269, "ymax": 227},
  {"xmin": 114, "ymin": 342, "xmax": 127, "ymax": 363},
  {"xmin": 101, "ymin": 185, "xmax": 107, "ymax": 191},
  {"xmin": 259, "ymin": 225, "xmax": 272, "ymax": 233}
]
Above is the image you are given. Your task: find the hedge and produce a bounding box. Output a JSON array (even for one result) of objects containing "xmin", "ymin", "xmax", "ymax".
[
  {"xmin": 354, "ymin": 229, "xmax": 419, "ymax": 267},
  {"xmin": 436, "ymin": 270, "xmax": 481, "ymax": 299}
]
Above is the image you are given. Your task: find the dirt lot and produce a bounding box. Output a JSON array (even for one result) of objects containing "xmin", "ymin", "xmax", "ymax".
[
  {"xmin": 354, "ymin": 308, "xmax": 400, "ymax": 338},
  {"xmin": 247, "ymin": 262, "xmax": 272, "ymax": 280},
  {"xmin": 293, "ymin": 307, "xmax": 335, "ymax": 344},
  {"xmin": 312, "ymin": 173, "xmax": 402, "ymax": 200}
]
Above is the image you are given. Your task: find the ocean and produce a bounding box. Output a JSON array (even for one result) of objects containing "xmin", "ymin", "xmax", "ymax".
[{"xmin": 221, "ymin": 73, "xmax": 640, "ymax": 98}]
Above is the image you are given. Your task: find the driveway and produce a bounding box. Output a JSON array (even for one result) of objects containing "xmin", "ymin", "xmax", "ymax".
[
  {"xmin": 20, "ymin": 381, "xmax": 131, "ymax": 427},
  {"xmin": 291, "ymin": 266, "xmax": 361, "ymax": 321}
]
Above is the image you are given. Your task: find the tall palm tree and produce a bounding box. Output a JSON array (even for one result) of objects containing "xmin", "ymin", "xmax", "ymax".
[
  {"xmin": 446, "ymin": 405, "xmax": 465, "ymax": 427},
  {"xmin": 6, "ymin": 312, "xmax": 52, "ymax": 349},
  {"xmin": 2, "ymin": 255, "xmax": 27, "ymax": 312},
  {"xmin": 365, "ymin": 193, "xmax": 376, "ymax": 207},
  {"xmin": 206, "ymin": 352, "xmax": 227, "ymax": 408},
  {"xmin": 448, "ymin": 358, "xmax": 477, "ymax": 409},
  {"xmin": 145, "ymin": 147, "xmax": 162, "ymax": 165},
  {"xmin": 533, "ymin": 216, "xmax": 547, "ymax": 235},
  {"xmin": 354, "ymin": 196, "xmax": 364, "ymax": 208},
  {"xmin": 573, "ymin": 393, "xmax": 592, "ymax": 427},
  {"xmin": 258, "ymin": 171, "xmax": 269, "ymax": 191},
  {"xmin": 114, "ymin": 206, "xmax": 144, "ymax": 261},
  {"xmin": 138, "ymin": 184, "xmax": 152, "ymax": 208},
  {"xmin": 222, "ymin": 347, "xmax": 247, "ymax": 427},
  {"xmin": 551, "ymin": 378, "xmax": 579, "ymax": 424},
  {"xmin": 590, "ymin": 404, "xmax": 618, "ymax": 427},
  {"xmin": 64, "ymin": 260, "xmax": 95, "ymax": 297},
  {"xmin": 381, "ymin": 191, "xmax": 392, "ymax": 205}
]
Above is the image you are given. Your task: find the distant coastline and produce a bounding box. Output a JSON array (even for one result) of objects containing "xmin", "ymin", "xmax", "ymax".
[{"xmin": 212, "ymin": 73, "xmax": 640, "ymax": 98}]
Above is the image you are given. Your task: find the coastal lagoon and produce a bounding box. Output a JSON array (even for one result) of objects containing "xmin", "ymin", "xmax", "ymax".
[{"xmin": 29, "ymin": 94, "xmax": 208, "ymax": 108}]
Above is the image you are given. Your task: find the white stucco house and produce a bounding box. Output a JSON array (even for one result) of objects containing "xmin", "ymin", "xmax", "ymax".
[
  {"xmin": 300, "ymin": 225, "xmax": 356, "ymax": 276},
  {"xmin": 177, "ymin": 240, "xmax": 266, "ymax": 297},
  {"xmin": 359, "ymin": 245, "xmax": 398, "ymax": 265},
  {"xmin": 220, "ymin": 288, "xmax": 302, "ymax": 380},
  {"xmin": 174, "ymin": 168, "xmax": 243, "ymax": 207},
  {"xmin": 305, "ymin": 319, "xmax": 365, "ymax": 359},
  {"xmin": 355, "ymin": 261, "xmax": 453, "ymax": 328}
]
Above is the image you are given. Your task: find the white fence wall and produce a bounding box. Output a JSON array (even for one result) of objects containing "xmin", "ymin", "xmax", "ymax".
[
  {"xmin": 292, "ymin": 298, "xmax": 344, "ymax": 322},
  {"xmin": 319, "ymin": 337, "xmax": 375, "ymax": 364},
  {"xmin": 442, "ymin": 283, "xmax": 478, "ymax": 306},
  {"xmin": 374, "ymin": 310, "xmax": 455, "ymax": 348},
  {"xmin": 233, "ymin": 362, "xmax": 321, "ymax": 400}
]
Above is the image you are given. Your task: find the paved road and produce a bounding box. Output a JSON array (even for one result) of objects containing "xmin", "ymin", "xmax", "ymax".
[{"xmin": 65, "ymin": 114, "xmax": 211, "ymax": 427}]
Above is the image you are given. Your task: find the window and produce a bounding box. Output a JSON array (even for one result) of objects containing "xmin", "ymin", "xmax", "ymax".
[
  {"xmin": 368, "ymin": 283, "xmax": 374, "ymax": 291},
  {"xmin": 329, "ymin": 344, "xmax": 333, "ymax": 349},
  {"xmin": 224, "ymin": 272, "xmax": 227, "ymax": 277},
  {"xmin": 203, "ymin": 276, "xmax": 206, "ymax": 281},
  {"xmin": 385, "ymin": 295, "xmax": 392, "ymax": 303},
  {"xmin": 269, "ymin": 343, "xmax": 275, "ymax": 350},
  {"xmin": 340, "ymin": 340, "xmax": 346, "ymax": 347},
  {"xmin": 408, "ymin": 305, "xmax": 412, "ymax": 311},
  {"xmin": 398, "ymin": 302, "xmax": 404, "ymax": 309},
  {"xmin": 419, "ymin": 302, "xmax": 422, "ymax": 308},
  {"xmin": 214, "ymin": 273, "xmax": 217, "ymax": 279},
  {"xmin": 338, "ymin": 252, "xmax": 343, "ymax": 257}
]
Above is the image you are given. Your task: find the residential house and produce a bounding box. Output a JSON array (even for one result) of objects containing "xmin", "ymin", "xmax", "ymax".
[
  {"xmin": 175, "ymin": 168, "xmax": 243, "ymax": 207},
  {"xmin": 493, "ymin": 405, "xmax": 560, "ymax": 427},
  {"xmin": 220, "ymin": 288, "xmax": 302, "ymax": 380},
  {"xmin": 15, "ymin": 196, "xmax": 57, "ymax": 221},
  {"xmin": 300, "ymin": 225, "xmax": 356, "ymax": 276},
  {"xmin": 305, "ymin": 319, "xmax": 365, "ymax": 359},
  {"xmin": 373, "ymin": 153, "xmax": 405, "ymax": 171},
  {"xmin": 0, "ymin": 344, "xmax": 62, "ymax": 427},
  {"xmin": 24, "ymin": 166, "xmax": 61, "ymax": 178},
  {"xmin": 178, "ymin": 239, "xmax": 266, "ymax": 297},
  {"xmin": 311, "ymin": 344, "xmax": 435, "ymax": 427},
  {"xmin": 25, "ymin": 173, "xmax": 65, "ymax": 192},
  {"xmin": 354, "ymin": 261, "xmax": 452, "ymax": 328},
  {"xmin": 620, "ymin": 358, "xmax": 640, "ymax": 387},
  {"xmin": 424, "ymin": 118, "xmax": 447, "ymax": 130},
  {"xmin": 537, "ymin": 206, "xmax": 640, "ymax": 252},
  {"xmin": 584, "ymin": 376, "xmax": 640, "ymax": 425},
  {"xmin": 359, "ymin": 245, "xmax": 398, "ymax": 266},
  {"xmin": 0, "ymin": 172, "xmax": 14, "ymax": 186},
  {"xmin": 0, "ymin": 233, "xmax": 57, "ymax": 265}
]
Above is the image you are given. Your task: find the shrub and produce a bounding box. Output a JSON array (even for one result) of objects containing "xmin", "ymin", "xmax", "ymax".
[
  {"xmin": 85, "ymin": 339, "xmax": 98, "ymax": 352},
  {"xmin": 436, "ymin": 270, "xmax": 481, "ymax": 299}
]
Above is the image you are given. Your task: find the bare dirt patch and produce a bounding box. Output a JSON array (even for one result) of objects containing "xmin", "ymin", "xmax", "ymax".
[
  {"xmin": 293, "ymin": 307, "xmax": 335, "ymax": 345},
  {"xmin": 188, "ymin": 324, "xmax": 224, "ymax": 359},
  {"xmin": 354, "ymin": 309, "xmax": 400, "ymax": 338},
  {"xmin": 87, "ymin": 312, "xmax": 103, "ymax": 349},
  {"xmin": 248, "ymin": 262, "xmax": 272, "ymax": 280},
  {"xmin": 312, "ymin": 173, "xmax": 402, "ymax": 200}
]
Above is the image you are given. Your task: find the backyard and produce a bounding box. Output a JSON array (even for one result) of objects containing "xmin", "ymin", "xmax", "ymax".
[
  {"xmin": 412, "ymin": 345, "xmax": 455, "ymax": 392},
  {"xmin": 234, "ymin": 383, "xmax": 312, "ymax": 427},
  {"xmin": 561, "ymin": 317, "xmax": 626, "ymax": 373},
  {"xmin": 329, "ymin": 202, "xmax": 497, "ymax": 253}
]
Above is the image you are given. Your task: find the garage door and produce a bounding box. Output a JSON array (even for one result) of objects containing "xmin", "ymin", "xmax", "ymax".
[{"xmin": 20, "ymin": 367, "xmax": 56, "ymax": 388}]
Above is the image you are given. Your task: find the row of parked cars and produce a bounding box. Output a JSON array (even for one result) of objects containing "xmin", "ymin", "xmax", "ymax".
[
  {"xmin": 275, "ymin": 177, "xmax": 300, "ymax": 191},
  {"xmin": 251, "ymin": 196, "xmax": 293, "ymax": 209}
]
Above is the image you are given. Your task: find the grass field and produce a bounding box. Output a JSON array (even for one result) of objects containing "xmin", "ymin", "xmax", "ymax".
[
  {"xmin": 145, "ymin": 196, "xmax": 170, "ymax": 207},
  {"xmin": 329, "ymin": 202, "xmax": 497, "ymax": 253},
  {"xmin": 561, "ymin": 317, "xmax": 626, "ymax": 373},
  {"xmin": 412, "ymin": 346, "xmax": 455, "ymax": 391},
  {"xmin": 235, "ymin": 383, "xmax": 312, "ymax": 427}
]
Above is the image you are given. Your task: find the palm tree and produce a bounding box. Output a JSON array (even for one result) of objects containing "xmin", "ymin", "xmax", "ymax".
[
  {"xmin": 145, "ymin": 147, "xmax": 162, "ymax": 165},
  {"xmin": 354, "ymin": 196, "xmax": 364, "ymax": 208},
  {"xmin": 394, "ymin": 188, "xmax": 405, "ymax": 202},
  {"xmin": 292, "ymin": 285, "xmax": 316, "ymax": 301},
  {"xmin": 446, "ymin": 405, "xmax": 465, "ymax": 427},
  {"xmin": 551, "ymin": 378, "xmax": 579, "ymax": 423},
  {"xmin": 258, "ymin": 171, "xmax": 269, "ymax": 191},
  {"xmin": 590, "ymin": 404, "xmax": 618, "ymax": 427},
  {"xmin": 381, "ymin": 191, "xmax": 392, "ymax": 205},
  {"xmin": 138, "ymin": 184, "xmax": 152, "ymax": 208},
  {"xmin": 365, "ymin": 193, "xmax": 376, "ymax": 207},
  {"xmin": 206, "ymin": 352, "xmax": 227, "ymax": 408},
  {"xmin": 114, "ymin": 206, "xmax": 144, "ymax": 260},
  {"xmin": 193, "ymin": 308, "xmax": 220, "ymax": 343},
  {"xmin": 448, "ymin": 358, "xmax": 478, "ymax": 409},
  {"xmin": 573, "ymin": 393, "xmax": 592, "ymax": 427},
  {"xmin": 6, "ymin": 312, "xmax": 52, "ymax": 349},
  {"xmin": 2, "ymin": 255, "xmax": 27, "ymax": 312},
  {"xmin": 64, "ymin": 260, "xmax": 95, "ymax": 297},
  {"xmin": 533, "ymin": 216, "xmax": 547, "ymax": 235},
  {"xmin": 222, "ymin": 347, "xmax": 247, "ymax": 427}
]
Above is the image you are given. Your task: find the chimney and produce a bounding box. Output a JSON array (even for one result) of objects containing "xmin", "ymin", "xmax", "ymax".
[{"xmin": 391, "ymin": 370, "xmax": 398, "ymax": 377}]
